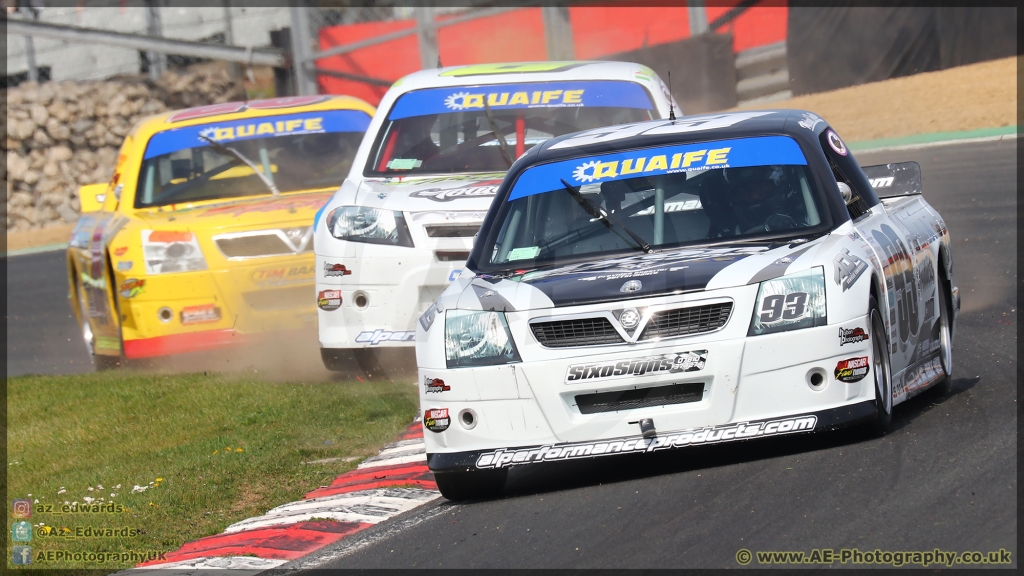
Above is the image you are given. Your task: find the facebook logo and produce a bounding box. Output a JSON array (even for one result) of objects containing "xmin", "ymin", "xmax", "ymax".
[{"xmin": 12, "ymin": 546, "xmax": 32, "ymax": 565}]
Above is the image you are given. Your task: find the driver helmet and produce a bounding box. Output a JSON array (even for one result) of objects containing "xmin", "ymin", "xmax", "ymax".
[{"xmin": 723, "ymin": 165, "xmax": 787, "ymax": 213}]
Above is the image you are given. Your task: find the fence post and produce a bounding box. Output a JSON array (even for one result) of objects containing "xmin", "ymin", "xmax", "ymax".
[
  {"xmin": 414, "ymin": 7, "xmax": 439, "ymax": 69},
  {"xmin": 145, "ymin": 0, "xmax": 165, "ymax": 79},
  {"xmin": 270, "ymin": 27, "xmax": 294, "ymax": 97},
  {"xmin": 687, "ymin": 0, "xmax": 709, "ymax": 36},
  {"xmin": 288, "ymin": 2, "xmax": 319, "ymax": 95},
  {"xmin": 542, "ymin": 7, "xmax": 575, "ymax": 61}
]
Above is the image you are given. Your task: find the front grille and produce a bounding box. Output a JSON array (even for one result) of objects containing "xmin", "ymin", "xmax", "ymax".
[
  {"xmin": 435, "ymin": 250, "xmax": 470, "ymax": 262},
  {"xmin": 531, "ymin": 317, "xmax": 624, "ymax": 348},
  {"xmin": 575, "ymin": 382, "xmax": 705, "ymax": 414},
  {"xmin": 639, "ymin": 303, "xmax": 733, "ymax": 341},
  {"xmin": 243, "ymin": 285, "xmax": 313, "ymax": 311},
  {"xmin": 425, "ymin": 224, "xmax": 479, "ymax": 238},
  {"xmin": 217, "ymin": 234, "xmax": 310, "ymax": 258}
]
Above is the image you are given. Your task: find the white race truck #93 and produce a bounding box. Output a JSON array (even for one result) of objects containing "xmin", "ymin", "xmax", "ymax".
[
  {"xmin": 416, "ymin": 109, "xmax": 959, "ymax": 500},
  {"xmin": 314, "ymin": 61, "xmax": 676, "ymax": 375}
]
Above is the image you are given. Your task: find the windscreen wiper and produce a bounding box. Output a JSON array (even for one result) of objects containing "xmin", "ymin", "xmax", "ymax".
[
  {"xmin": 482, "ymin": 98, "xmax": 515, "ymax": 168},
  {"xmin": 560, "ymin": 179, "xmax": 653, "ymax": 254},
  {"xmin": 199, "ymin": 135, "xmax": 280, "ymax": 196}
]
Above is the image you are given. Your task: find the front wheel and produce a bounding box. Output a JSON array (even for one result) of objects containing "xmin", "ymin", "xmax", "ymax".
[
  {"xmin": 931, "ymin": 279, "xmax": 954, "ymax": 395},
  {"xmin": 866, "ymin": 296, "xmax": 893, "ymax": 436},
  {"xmin": 76, "ymin": 284, "xmax": 123, "ymax": 372},
  {"xmin": 434, "ymin": 468, "xmax": 508, "ymax": 501}
]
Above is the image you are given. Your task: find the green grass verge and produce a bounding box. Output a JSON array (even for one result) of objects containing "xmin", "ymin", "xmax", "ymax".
[{"xmin": 6, "ymin": 372, "xmax": 418, "ymax": 571}]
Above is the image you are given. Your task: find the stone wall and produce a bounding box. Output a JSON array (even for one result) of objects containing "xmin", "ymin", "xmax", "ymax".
[{"xmin": 3, "ymin": 63, "xmax": 246, "ymax": 231}]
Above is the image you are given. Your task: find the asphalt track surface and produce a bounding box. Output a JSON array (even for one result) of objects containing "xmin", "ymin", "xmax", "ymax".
[{"xmin": 6, "ymin": 139, "xmax": 1017, "ymax": 568}]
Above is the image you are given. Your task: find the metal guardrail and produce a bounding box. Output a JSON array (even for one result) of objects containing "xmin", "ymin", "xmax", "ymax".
[{"xmin": 5, "ymin": 16, "xmax": 287, "ymax": 68}]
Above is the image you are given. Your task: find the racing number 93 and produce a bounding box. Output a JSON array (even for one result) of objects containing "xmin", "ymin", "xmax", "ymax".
[{"xmin": 759, "ymin": 292, "xmax": 809, "ymax": 323}]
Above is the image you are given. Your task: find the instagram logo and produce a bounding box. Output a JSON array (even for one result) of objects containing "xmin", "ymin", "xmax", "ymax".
[{"xmin": 12, "ymin": 498, "xmax": 32, "ymax": 519}]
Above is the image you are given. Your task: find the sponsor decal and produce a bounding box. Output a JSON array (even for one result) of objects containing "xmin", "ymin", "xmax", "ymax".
[
  {"xmin": 324, "ymin": 262, "xmax": 352, "ymax": 277},
  {"xmin": 424, "ymin": 408, "xmax": 450, "ymax": 433},
  {"xmin": 113, "ymin": 247, "xmax": 128, "ymax": 256},
  {"xmin": 318, "ymin": 290, "xmax": 342, "ymax": 311},
  {"xmin": 511, "ymin": 136, "xmax": 807, "ymax": 200},
  {"xmin": 409, "ymin": 184, "xmax": 500, "ymax": 202},
  {"xmin": 826, "ymin": 129, "xmax": 848, "ymax": 156},
  {"xmin": 355, "ymin": 329, "xmax": 416, "ymax": 345},
  {"xmin": 198, "ymin": 194, "xmax": 331, "ymax": 218},
  {"xmin": 448, "ymin": 269, "xmax": 463, "ymax": 282},
  {"xmin": 119, "ymin": 278, "xmax": 145, "ymax": 298},
  {"xmin": 180, "ymin": 304, "xmax": 221, "ymax": 325},
  {"xmin": 549, "ymin": 112, "xmax": 773, "ymax": 150},
  {"xmin": 798, "ymin": 112, "xmax": 824, "ymax": 131},
  {"xmin": 439, "ymin": 62, "xmax": 588, "ymax": 77},
  {"xmin": 165, "ymin": 96, "xmax": 328, "ymax": 123},
  {"xmin": 839, "ymin": 326, "xmax": 869, "ymax": 346},
  {"xmin": 834, "ymin": 356, "xmax": 869, "ymax": 383},
  {"xmin": 758, "ymin": 292, "xmax": 810, "ymax": 323},
  {"xmin": 902, "ymin": 355, "xmax": 944, "ymax": 395},
  {"xmin": 869, "ymin": 176, "xmax": 895, "ymax": 188},
  {"xmin": 620, "ymin": 279, "xmax": 643, "ymax": 293},
  {"xmin": 424, "ymin": 377, "xmax": 450, "ymax": 394},
  {"xmin": 833, "ymin": 248, "xmax": 869, "ymax": 291},
  {"xmin": 146, "ymin": 109, "xmax": 369, "ymax": 159},
  {"xmin": 566, "ymin": 350, "xmax": 708, "ymax": 383},
  {"xmin": 251, "ymin": 265, "xmax": 315, "ymax": 287},
  {"xmin": 116, "ymin": 261, "xmax": 133, "ymax": 271},
  {"xmin": 475, "ymin": 414, "xmax": 818, "ymax": 469},
  {"xmin": 419, "ymin": 300, "xmax": 445, "ymax": 332},
  {"xmin": 388, "ymin": 81, "xmax": 653, "ymax": 120}
]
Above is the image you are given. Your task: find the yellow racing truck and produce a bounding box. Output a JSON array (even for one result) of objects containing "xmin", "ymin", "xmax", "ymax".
[{"xmin": 67, "ymin": 95, "xmax": 375, "ymax": 369}]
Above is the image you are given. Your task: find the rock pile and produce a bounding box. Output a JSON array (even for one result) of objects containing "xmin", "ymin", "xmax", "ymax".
[{"xmin": 4, "ymin": 63, "xmax": 246, "ymax": 232}]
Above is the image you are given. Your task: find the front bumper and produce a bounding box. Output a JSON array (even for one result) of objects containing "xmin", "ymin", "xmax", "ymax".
[
  {"xmin": 419, "ymin": 312, "xmax": 878, "ymax": 473},
  {"xmin": 428, "ymin": 400, "xmax": 876, "ymax": 473}
]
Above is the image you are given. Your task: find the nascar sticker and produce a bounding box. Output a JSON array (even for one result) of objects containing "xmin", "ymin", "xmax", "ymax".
[
  {"xmin": 424, "ymin": 408, "xmax": 450, "ymax": 433},
  {"xmin": 388, "ymin": 80, "xmax": 653, "ymax": 120},
  {"xmin": 509, "ymin": 136, "xmax": 807, "ymax": 201},
  {"xmin": 835, "ymin": 356, "xmax": 869, "ymax": 383},
  {"xmin": 566, "ymin": 350, "xmax": 707, "ymax": 383},
  {"xmin": 475, "ymin": 414, "xmax": 817, "ymax": 469},
  {"xmin": 318, "ymin": 289, "xmax": 342, "ymax": 311}
]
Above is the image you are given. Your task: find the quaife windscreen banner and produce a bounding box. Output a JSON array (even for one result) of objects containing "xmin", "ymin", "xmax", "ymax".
[
  {"xmin": 143, "ymin": 110, "xmax": 372, "ymax": 159},
  {"xmin": 508, "ymin": 135, "xmax": 808, "ymax": 201},
  {"xmin": 387, "ymin": 80, "xmax": 654, "ymax": 120}
]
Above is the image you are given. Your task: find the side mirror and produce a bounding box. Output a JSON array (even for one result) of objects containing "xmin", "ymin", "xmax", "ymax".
[{"xmin": 78, "ymin": 183, "xmax": 109, "ymax": 213}]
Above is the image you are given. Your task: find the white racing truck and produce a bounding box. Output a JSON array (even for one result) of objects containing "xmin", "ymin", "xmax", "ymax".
[{"xmin": 314, "ymin": 61, "xmax": 676, "ymax": 375}]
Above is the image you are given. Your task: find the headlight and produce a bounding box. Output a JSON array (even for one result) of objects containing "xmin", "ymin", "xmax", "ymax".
[
  {"xmin": 142, "ymin": 230, "xmax": 207, "ymax": 275},
  {"xmin": 326, "ymin": 206, "xmax": 414, "ymax": 247},
  {"xmin": 444, "ymin": 310, "xmax": 521, "ymax": 368},
  {"xmin": 748, "ymin": 266, "xmax": 827, "ymax": 336}
]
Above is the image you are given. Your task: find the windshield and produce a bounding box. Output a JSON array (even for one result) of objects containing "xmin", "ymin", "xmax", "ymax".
[
  {"xmin": 365, "ymin": 80, "xmax": 656, "ymax": 176},
  {"xmin": 135, "ymin": 110, "xmax": 370, "ymax": 208},
  {"xmin": 479, "ymin": 135, "xmax": 828, "ymax": 272}
]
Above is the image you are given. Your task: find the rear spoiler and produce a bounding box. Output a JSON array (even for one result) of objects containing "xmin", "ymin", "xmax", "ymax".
[{"xmin": 860, "ymin": 161, "xmax": 921, "ymax": 198}]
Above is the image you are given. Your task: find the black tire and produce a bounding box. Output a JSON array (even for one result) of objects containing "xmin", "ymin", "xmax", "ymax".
[
  {"xmin": 320, "ymin": 348, "xmax": 352, "ymax": 372},
  {"xmin": 93, "ymin": 354, "xmax": 124, "ymax": 371},
  {"xmin": 931, "ymin": 278, "xmax": 954, "ymax": 396},
  {"xmin": 866, "ymin": 295, "xmax": 893, "ymax": 436},
  {"xmin": 434, "ymin": 469, "xmax": 508, "ymax": 501}
]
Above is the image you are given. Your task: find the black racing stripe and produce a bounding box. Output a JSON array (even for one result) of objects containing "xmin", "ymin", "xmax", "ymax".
[
  {"xmin": 746, "ymin": 242, "xmax": 819, "ymax": 285},
  {"xmin": 523, "ymin": 253, "xmax": 755, "ymax": 307}
]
